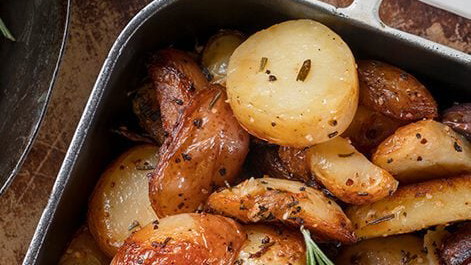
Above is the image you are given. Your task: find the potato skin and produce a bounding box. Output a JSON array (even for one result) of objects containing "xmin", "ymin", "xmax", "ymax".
[
  {"xmin": 59, "ymin": 226, "xmax": 110, "ymax": 265},
  {"xmin": 439, "ymin": 222, "xmax": 471, "ymax": 265},
  {"xmin": 88, "ymin": 145, "xmax": 159, "ymax": 257},
  {"xmin": 111, "ymin": 213, "xmax": 246, "ymax": 265},
  {"xmin": 207, "ymin": 177, "xmax": 356, "ymax": 244},
  {"xmin": 358, "ymin": 60, "xmax": 438, "ymax": 121},
  {"xmin": 336, "ymin": 234, "xmax": 428, "ymax": 265},
  {"xmin": 373, "ymin": 120, "xmax": 471, "ymax": 183},
  {"xmin": 149, "ymin": 86, "xmax": 249, "ymax": 217},
  {"xmin": 227, "ymin": 19, "xmax": 358, "ymax": 147},
  {"xmin": 235, "ymin": 224, "xmax": 306, "ymax": 265},
  {"xmin": 442, "ymin": 103, "xmax": 471, "ymax": 140},
  {"xmin": 346, "ymin": 175, "xmax": 471, "ymax": 240},
  {"xmin": 424, "ymin": 226, "xmax": 450, "ymax": 265}
]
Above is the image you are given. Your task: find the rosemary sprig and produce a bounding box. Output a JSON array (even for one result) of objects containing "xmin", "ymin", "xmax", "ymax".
[
  {"xmin": 0, "ymin": 17, "xmax": 15, "ymax": 41},
  {"xmin": 301, "ymin": 226, "xmax": 334, "ymax": 265}
]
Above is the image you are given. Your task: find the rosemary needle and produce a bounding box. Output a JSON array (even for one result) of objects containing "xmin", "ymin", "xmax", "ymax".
[
  {"xmin": 0, "ymin": 17, "xmax": 15, "ymax": 41},
  {"xmin": 301, "ymin": 226, "xmax": 334, "ymax": 265}
]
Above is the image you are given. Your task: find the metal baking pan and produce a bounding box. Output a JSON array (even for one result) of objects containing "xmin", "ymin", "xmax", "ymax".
[
  {"xmin": 0, "ymin": 0, "xmax": 70, "ymax": 194},
  {"xmin": 24, "ymin": 0, "xmax": 471, "ymax": 264}
]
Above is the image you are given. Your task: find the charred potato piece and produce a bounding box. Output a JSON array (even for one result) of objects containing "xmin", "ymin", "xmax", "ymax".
[
  {"xmin": 227, "ymin": 19, "xmax": 359, "ymax": 147},
  {"xmin": 358, "ymin": 60, "xmax": 438, "ymax": 121},
  {"xmin": 424, "ymin": 226, "xmax": 450, "ymax": 265},
  {"xmin": 202, "ymin": 30, "xmax": 245, "ymax": 85},
  {"xmin": 207, "ymin": 177, "xmax": 356, "ymax": 244},
  {"xmin": 278, "ymin": 146, "xmax": 311, "ymax": 182},
  {"xmin": 342, "ymin": 105, "xmax": 404, "ymax": 155},
  {"xmin": 148, "ymin": 48, "xmax": 209, "ymax": 133},
  {"xmin": 346, "ymin": 175, "xmax": 471, "ymax": 239},
  {"xmin": 307, "ymin": 137, "xmax": 398, "ymax": 205},
  {"xmin": 236, "ymin": 224, "xmax": 306, "ymax": 265},
  {"xmin": 439, "ymin": 222, "xmax": 471, "ymax": 265},
  {"xmin": 88, "ymin": 145, "xmax": 158, "ymax": 256},
  {"xmin": 336, "ymin": 234, "xmax": 428, "ymax": 265},
  {"xmin": 373, "ymin": 120, "xmax": 471, "ymax": 183},
  {"xmin": 442, "ymin": 103, "xmax": 471, "ymax": 140},
  {"xmin": 59, "ymin": 226, "xmax": 110, "ymax": 265},
  {"xmin": 149, "ymin": 86, "xmax": 249, "ymax": 217},
  {"xmin": 111, "ymin": 213, "xmax": 246, "ymax": 265}
]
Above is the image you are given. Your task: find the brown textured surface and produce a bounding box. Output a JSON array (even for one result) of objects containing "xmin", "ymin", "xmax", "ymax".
[{"xmin": 0, "ymin": 0, "xmax": 469, "ymax": 264}]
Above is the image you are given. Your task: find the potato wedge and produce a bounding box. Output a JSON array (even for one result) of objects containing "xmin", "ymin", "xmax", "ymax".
[
  {"xmin": 148, "ymin": 48, "xmax": 209, "ymax": 133},
  {"xmin": 336, "ymin": 234, "xmax": 428, "ymax": 265},
  {"xmin": 59, "ymin": 226, "xmax": 110, "ymax": 265},
  {"xmin": 88, "ymin": 145, "xmax": 158, "ymax": 257},
  {"xmin": 149, "ymin": 86, "xmax": 249, "ymax": 217},
  {"xmin": 442, "ymin": 103, "xmax": 471, "ymax": 140},
  {"xmin": 235, "ymin": 224, "xmax": 306, "ymax": 265},
  {"xmin": 439, "ymin": 222, "xmax": 471, "ymax": 265},
  {"xmin": 358, "ymin": 60, "xmax": 438, "ymax": 121},
  {"xmin": 373, "ymin": 120, "xmax": 471, "ymax": 183},
  {"xmin": 307, "ymin": 137, "xmax": 398, "ymax": 205},
  {"xmin": 227, "ymin": 19, "xmax": 359, "ymax": 147},
  {"xmin": 207, "ymin": 177, "xmax": 356, "ymax": 244},
  {"xmin": 111, "ymin": 213, "xmax": 245, "ymax": 265},
  {"xmin": 423, "ymin": 226, "xmax": 450, "ymax": 265},
  {"xmin": 278, "ymin": 146, "xmax": 311, "ymax": 182},
  {"xmin": 346, "ymin": 175, "xmax": 471, "ymax": 239},
  {"xmin": 202, "ymin": 30, "xmax": 245, "ymax": 85}
]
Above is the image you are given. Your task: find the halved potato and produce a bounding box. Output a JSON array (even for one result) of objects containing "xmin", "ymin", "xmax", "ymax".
[
  {"xmin": 346, "ymin": 175, "xmax": 471, "ymax": 239},
  {"xmin": 202, "ymin": 30, "xmax": 245, "ymax": 85},
  {"xmin": 423, "ymin": 226, "xmax": 450, "ymax": 265},
  {"xmin": 336, "ymin": 234, "xmax": 428, "ymax": 265},
  {"xmin": 236, "ymin": 224, "xmax": 306, "ymax": 265},
  {"xmin": 207, "ymin": 177, "xmax": 356, "ymax": 244},
  {"xmin": 59, "ymin": 226, "xmax": 110, "ymax": 265},
  {"xmin": 111, "ymin": 213, "xmax": 245, "ymax": 265},
  {"xmin": 227, "ymin": 19, "xmax": 359, "ymax": 147},
  {"xmin": 88, "ymin": 145, "xmax": 158, "ymax": 257},
  {"xmin": 373, "ymin": 120, "xmax": 471, "ymax": 183},
  {"xmin": 307, "ymin": 137, "xmax": 398, "ymax": 205}
]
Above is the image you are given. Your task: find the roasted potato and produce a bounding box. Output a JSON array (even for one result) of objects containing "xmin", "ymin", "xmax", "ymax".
[
  {"xmin": 149, "ymin": 86, "xmax": 250, "ymax": 217},
  {"xmin": 346, "ymin": 175, "xmax": 471, "ymax": 239},
  {"xmin": 442, "ymin": 103, "xmax": 471, "ymax": 140},
  {"xmin": 336, "ymin": 234, "xmax": 428, "ymax": 265},
  {"xmin": 202, "ymin": 30, "xmax": 245, "ymax": 85},
  {"xmin": 227, "ymin": 19, "xmax": 359, "ymax": 147},
  {"xmin": 278, "ymin": 146, "xmax": 311, "ymax": 182},
  {"xmin": 423, "ymin": 226, "xmax": 450, "ymax": 265},
  {"xmin": 342, "ymin": 105, "xmax": 404, "ymax": 155},
  {"xmin": 59, "ymin": 226, "xmax": 110, "ymax": 265},
  {"xmin": 236, "ymin": 224, "xmax": 306, "ymax": 265},
  {"xmin": 439, "ymin": 222, "xmax": 471, "ymax": 265},
  {"xmin": 307, "ymin": 137, "xmax": 398, "ymax": 205},
  {"xmin": 88, "ymin": 145, "xmax": 158, "ymax": 257},
  {"xmin": 148, "ymin": 48, "xmax": 209, "ymax": 133},
  {"xmin": 373, "ymin": 120, "xmax": 471, "ymax": 183},
  {"xmin": 207, "ymin": 177, "xmax": 356, "ymax": 244},
  {"xmin": 111, "ymin": 213, "xmax": 245, "ymax": 265},
  {"xmin": 358, "ymin": 60, "xmax": 438, "ymax": 121}
]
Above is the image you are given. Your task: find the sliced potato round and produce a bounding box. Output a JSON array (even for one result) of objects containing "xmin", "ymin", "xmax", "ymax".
[
  {"xmin": 372, "ymin": 120, "xmax": 471, "ymax": 183},
  {"xmin": 207, "ymin": 177, "xmax": 356, "ymax": 244},
  {"xmin": 307, "ymin": 136, "xmax": 398, "ymax": 205},
  {"xmin": 336, "ymin": 234, "xmax": 428, "ymax": 265},
  {"xmin": 88, "ymin": 145, "xmax": 158, "ymax": 257},
  {"xmin": 346, "ymin": 175, "xmax": 471, "ymax": 240},
  {"xmin": 111, "ymin": 213, "xmax": 245, "ymax": 265},
  {"xmin": 236, "ymin": 224, "xmax": 306, "ymax": 265},
  {"xmin": 227, "ymin": 19, "xmax": 359, "ymax": 147},
  {"xmin": 59, "ymin": 226, "xmax": 110, "ymax": 265}
]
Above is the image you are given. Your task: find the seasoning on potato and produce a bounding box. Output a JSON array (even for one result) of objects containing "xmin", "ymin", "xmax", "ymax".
[{"xmin": 226, "ymin": 19, "xmax": 359, "ymax": 147}]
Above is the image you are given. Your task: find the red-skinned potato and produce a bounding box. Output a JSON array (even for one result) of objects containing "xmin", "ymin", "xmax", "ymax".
[
  {"xmin": 111, "ymin": 213, "xmax": 246, "ymax": 265},
  {"xmin": 442, "ymin": 103, "xmax": 471, "ymax": 140},
  {"xmin": 149, "ymin": 86, "xmax": 250, "ymax": 217},
  {"xmin": 439, "ymin": 222, "xmax": 471, "ymax": 265}
]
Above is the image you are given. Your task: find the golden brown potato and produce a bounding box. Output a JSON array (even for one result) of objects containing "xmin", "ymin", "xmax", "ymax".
[
  {"xmin": 227, "ymin": 19, "xmax": 359, "ymax": 147},
  {"xmin": 336, "ymin": 234, "xmax": 428, "ymax": 265},
  {"xmin": 372, "ymin": 120, "xmax": 471, "ymax": 183},
  {"xmin": 307, "ymin": 137, "xmax": 398, "ymax": 205},
  {"xmin": 202, "ymin": 30, "xmax": 245, "ymax": 85},
  {"xmin": 346, "ymin": 175, "xmax": 471, "ymax": 240},
  {"xmin": 235, "ymin": 224, "xmax": 306, "ymax": 265},
  {"xmin": 88, "ymin": 145, "xmax": 158, "ymax": 257},
  {"xmin": 207, "ymin": 177, "xmax": 356, "ymax": 244},
  {"xmin": 278, "ymin": 146, "xmax": 311, "ymax": 183},
  {"xmin": 439, "ymin": 222, "xmax": 471, "ymax": 265},
  {"xmin": 149, "ymin": 86, "xmax": 250, "ymax": 217},
  {"xmin": 358, "ymin": 60, "xmax": 438, "ymax": 121},
  {"xmin": 111, "ymin": 213, "xmax": 246, "ymax": 265},
  {"xmin": 148, "ymin": 48, "xmax": 209, "ymax": 133},
  {"xmin": 59, "ymin": 226, "xmax": 110, "ymax": 265},
  {"xmin": 423, "ymin": 226, "xmax": 450, "ymax": 265},
  {"xmin": 342, "ymin": 105, "xmax": 405, "ymax": 155}
]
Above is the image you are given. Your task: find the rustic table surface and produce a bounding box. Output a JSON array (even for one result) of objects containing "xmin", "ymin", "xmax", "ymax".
[{"xmin": 0, "ymin": 0, "xmax": 469, "ymax": 263}]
